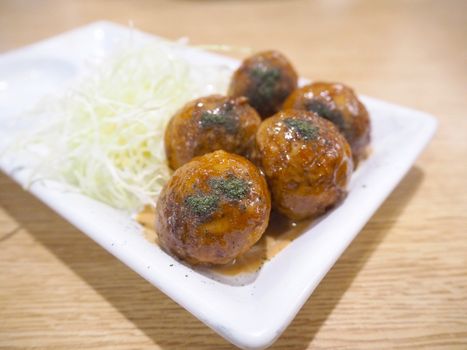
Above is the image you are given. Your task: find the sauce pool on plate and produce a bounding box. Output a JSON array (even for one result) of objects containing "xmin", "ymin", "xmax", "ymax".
[{"xmin": 136, "ymin": 205, "xmax": 312, "ymax": 275}]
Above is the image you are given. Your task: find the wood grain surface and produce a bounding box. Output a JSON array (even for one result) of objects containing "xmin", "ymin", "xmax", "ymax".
[{"xmin": 1, "ymin": 0, "xmax": 466, "ymax": 349}]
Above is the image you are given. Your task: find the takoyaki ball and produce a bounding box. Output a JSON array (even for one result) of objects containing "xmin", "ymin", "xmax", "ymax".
[
  {"xmin": 229, "ymin": 50, "xmax": 298, "ymax": 118},
  {"xmin": 256, "ymin": 109, "xmax": 353, "ymax": 221},
  {"xmin": 164, "ymin": 95, "xmax": 261, "ymax": 170},
  {"xmin": 283, "ymin": 82, "xmax": 371, "ymax": 165},
  {"xmin": 156, "ymin": 150, "xmax": 271, "ymax": 265}
]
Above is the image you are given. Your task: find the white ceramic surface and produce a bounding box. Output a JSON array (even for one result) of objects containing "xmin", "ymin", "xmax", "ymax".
[{"xmin": 0, "ymin": 22, "xmax": 437, "ymax": 350}]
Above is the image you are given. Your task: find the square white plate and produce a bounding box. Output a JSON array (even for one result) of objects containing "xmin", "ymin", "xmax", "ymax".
[{"xmin": 0, "ymin": 22, "xmax": 437, "ymax": 349}]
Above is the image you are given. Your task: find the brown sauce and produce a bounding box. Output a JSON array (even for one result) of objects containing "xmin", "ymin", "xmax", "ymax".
[{"xmin": 136, "ymin": 206, "xmax": 312, "ymax": 276}]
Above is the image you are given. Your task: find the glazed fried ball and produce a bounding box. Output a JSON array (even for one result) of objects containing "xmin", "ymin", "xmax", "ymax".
[
  {"xmin": 165, "ymin": 95, "xmax": 261, "ymax": 170},
  {"xmin": 283, "ymin": 82, "xmax": 371, "ymax": 165},
  {"xmin": 156, "ymin": 150, "xmax": 271, "ymax": 265},
  {"xmin": 229, "ymin": 50, "xmax": 298, "ymax": 119},
  {"xmin": 256, "ymin": 109, "xmax": 353, "ymax": 221}
]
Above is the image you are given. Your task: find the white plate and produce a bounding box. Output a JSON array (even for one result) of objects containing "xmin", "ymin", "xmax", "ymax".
[{"xmin": 0, "ymin": 22, "xmax": 437, "ymax": 349}]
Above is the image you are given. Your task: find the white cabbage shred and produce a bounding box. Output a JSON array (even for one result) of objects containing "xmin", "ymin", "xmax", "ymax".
[{"xmin": 9, "ymin": 43, "xmax": 232, "ymax": 211}]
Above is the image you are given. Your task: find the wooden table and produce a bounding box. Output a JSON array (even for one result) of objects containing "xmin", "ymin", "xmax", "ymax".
[{"xmin": 1, "ymin": 1, "xmax": 466, "ymax": 349}]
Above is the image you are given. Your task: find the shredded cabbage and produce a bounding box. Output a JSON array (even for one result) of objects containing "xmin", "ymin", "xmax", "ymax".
[{"xmin": 8, "ymin": 43, "xmax": 232, "ymax": 211}]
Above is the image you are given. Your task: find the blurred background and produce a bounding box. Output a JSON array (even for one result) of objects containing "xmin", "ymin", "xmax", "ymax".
[
  {"xmin": 1, "ymin": 1, "xmax": 466, "ymax": 349},
  {"xmin": 1, "ymin": 0, "xmax": 466, "ymax": 111}
]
